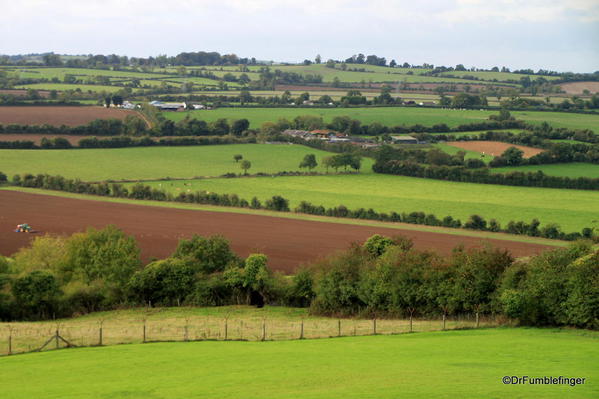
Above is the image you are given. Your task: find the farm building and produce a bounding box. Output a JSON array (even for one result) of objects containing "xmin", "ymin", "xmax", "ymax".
[
  {"xmin": 282, "ymin": 129, "xmax": 311, "ymax": 138},
  {"xmin": 149, "ymin": 101, "xmax": 186, "ymax": 111},
  {"xmin": 391, "ymin": 135, "xmax": 418, "ymax": 144}
]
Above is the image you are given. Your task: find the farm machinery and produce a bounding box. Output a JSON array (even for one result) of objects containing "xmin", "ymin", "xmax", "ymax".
[{"xmin": 14, "ymin": 223, "xmax": 32, "ymax": 233}]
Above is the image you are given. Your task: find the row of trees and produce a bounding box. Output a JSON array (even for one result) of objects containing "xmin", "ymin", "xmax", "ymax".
[
  {"xmin": 8, "ymin": 173, "xmax": 593, "ymax": 241},
  {"xmin": 2, "ymin": 229, "xmax": 596, "ymax": 330}
]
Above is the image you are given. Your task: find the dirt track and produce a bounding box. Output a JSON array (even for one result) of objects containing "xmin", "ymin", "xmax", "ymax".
[
  {"xmin": 0, "ymin": 191, "xmax": 554, "ymax": 273},
  {"xmin": 0, "ymin": 106, "xmax": 139, "ymax": 126},
  {"xmin": 447, "ymin": 141, "xmax": 543, "ymax": 158}
]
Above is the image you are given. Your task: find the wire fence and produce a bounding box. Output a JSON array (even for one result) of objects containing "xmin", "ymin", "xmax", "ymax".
[{"xmin": 0, "ymin": 313, "xmax": 502, "ymax": 356}]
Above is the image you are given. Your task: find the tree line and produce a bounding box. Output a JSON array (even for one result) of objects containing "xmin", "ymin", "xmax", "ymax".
[
  {"xmin": 8, "ymin": 173, "xmax": 595, "ymax": 241},
  {"xmin": 1, "ymin": 228, "xmax": 596, "ymax": 331}
]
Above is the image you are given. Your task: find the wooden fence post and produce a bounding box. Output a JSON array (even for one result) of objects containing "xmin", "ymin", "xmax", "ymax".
[
  {"xmin": 442, "ymin": 314, "xmax": 446, "ymax": 331},
  {"xmin": 476, "ymin": 312, "xmax": 480, "ymax": 328},
  {"xmin": 224, "ymin": 318, "xmax": 228, "ymax": 341},
  {"xmin": 55, "ymin": 329, "xmax": 59, "ymax": 350},
  {"xmin": 261, "ymin": 319, "xmax": 266, "ymax": 341},
  {"xmin": 373, "ymin": 318, "xmax": 377, "ymax": 335},
  {"xmin": 7, "ymin": 326, "xmax": 12, "ymax": 355},
  {"xmin": 299, "ymin": 319, "xmax": 304, "ymax": 340},
  {"xmin": 99, "ymin": 321, "xmax": 103, "ymax": 346},
  {"xmin": 337, "ymin": 320, "xmax": 341, "ymax": 337},
  {"xmin": 143, "ymin": 319, "xmax": 147, "ymax": 343}
]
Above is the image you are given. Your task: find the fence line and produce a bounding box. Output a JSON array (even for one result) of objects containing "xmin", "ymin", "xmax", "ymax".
[{"xmin": 0, "ymin": 314, "xmax": 501, "ymax": 356}]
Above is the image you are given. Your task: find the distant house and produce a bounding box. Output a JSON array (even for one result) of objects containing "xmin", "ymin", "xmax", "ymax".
[
  {"xmin": 310, "ymin": 129, "xmax": 335, "ymax": 139},
  {"xmin": 192, "ymin": 104, "xmax": 206, "ymax": 110},
  {"xmin": 391, "ymin": 135, "xmax": 418, "ymax": 144}
]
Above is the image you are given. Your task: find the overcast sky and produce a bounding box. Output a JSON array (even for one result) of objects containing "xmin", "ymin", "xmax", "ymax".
[{"xmin": 2, "ymin": 0, "xmax": 598, "ymax": 72}]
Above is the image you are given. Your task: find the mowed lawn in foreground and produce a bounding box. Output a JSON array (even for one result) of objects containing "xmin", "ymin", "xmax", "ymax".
[
  {"xmin": 135, "ymin": 174, "xmax": 599, "ymax": 232},
  {"xmin": 0, "ymin": 144, "xmax": 354, "ymax": 181},
  {"xmin": 163, "ymin": 107, "xmax": 599, "ymax": 133},
  {"xmin": 1, "ymin": 328, "xmax": 597, "ymax": 399}
]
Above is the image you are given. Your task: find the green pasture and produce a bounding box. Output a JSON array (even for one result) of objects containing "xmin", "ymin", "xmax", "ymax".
[
  {"xmin": 1, "ymin": 328, "xmax": 596, "ymax": 399},
  {"xmin": 0, "ymin": 144, "xmax": 350, "ymax": 181},
  {"xmin": 13, "ymin": 67, "xmax": 165, "ymax": 80},
  {"xmin": 438, "ymin": 70, "xmax": 560, "ymax": 81},
  {"xmin": 15, "ymin": 83, "xmax": 131, "ymax": 93},
  {"xmin": 162, "ymin": 107, "xmax": 599, "ymax": 133},
  {"xmin": 132, "ymin": 173, "xmax": 599, "ymax": 232},
  {"xmin": 492, "ymin": 163, "xmax": 599, "ymax": 178}
]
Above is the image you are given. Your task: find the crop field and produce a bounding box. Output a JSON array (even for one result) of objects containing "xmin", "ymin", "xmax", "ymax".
[
  {"xmin": 0, "ymin": 144, "xmax": 348, "ymax": 180},
  {"xmin": 0, "ymin": 106, "xmax": 141, "ymax": 126},
  {"xmin": 445, "ymin": 141, "xmax": 544, "ymax": 158},
  {"xmin": 0, "ymin": 189, "xmax": 557, "ymax": 272},
  {"xmin": 163, "ymin": 107, "xmax": 599, "ymax": 133},
  {"xmin": 131, "ymin": 174, "xmax": 599, "ymax": 232},
  {"xmin": 492, "ymin": 163, "xmax": 599, "ymax": 178},
  {"xmin": 0, "ymin": 327, "xmax": 596, "ymax": 399}
]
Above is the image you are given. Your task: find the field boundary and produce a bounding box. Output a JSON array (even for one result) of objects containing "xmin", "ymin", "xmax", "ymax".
[
  {"xmin": 0, "ymin": 186, "xmax": 568, "ymax": 247},
  {"xmin": 0, "ymin": 312, "xmax": 502, "ymax": 357}
]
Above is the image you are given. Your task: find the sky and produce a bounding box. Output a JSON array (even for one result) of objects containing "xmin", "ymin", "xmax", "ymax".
[{"xmin": 1, "ymin": 0, "xmax": 598, "ymax": 72}]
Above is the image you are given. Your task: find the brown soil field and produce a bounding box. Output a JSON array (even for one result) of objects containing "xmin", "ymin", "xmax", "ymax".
[
  {"xmin": 447, "ymin": 141, "xmax": 544, "ymax": 158},
  {"xmin": 0, "ymin": 190, "xmax": 554, "ymax": 273},
  {"xmin": 0, "ymin": 106, "xmax": 140, "ymax": 126},
  {"xmin": 558, "ymin": 81, "xmax": 599, "ymax": 95},
  {"xmin": 0, "ymin": 89, "xmax": 50, "ymax": 98}
]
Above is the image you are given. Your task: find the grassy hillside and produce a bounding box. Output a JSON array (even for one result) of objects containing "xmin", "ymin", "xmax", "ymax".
[
  {"xmin": 492, "ymin": 163, "xmax": 599, "ymax": 178},
  {"xmin": 0, "ymin": 144, "xmax": 349, "ymax": 181},
  {"xmin": 163, "ymin": 107, "xmax": 599, "ymax": 133},
  {"xmin": 131, "ymin": 174, "xmax": 599, "ymax": 231},
  {"xmin": 1, "ymin": 328, "xmax": 596, "ymax": 399}
]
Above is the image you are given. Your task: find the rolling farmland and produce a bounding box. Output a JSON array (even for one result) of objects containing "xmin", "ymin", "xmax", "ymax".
[
  {"xmin": 0, "ymin": 106, "xmax": 141, "ymax": 126},
  {"xmin": 127, "ymin": 173, "xmax": 599, "ymax": 232},
  {"xmin": 0, "ymin": 144, "xmax": 349, "ymax": 180},
  {"xmin": 162, "ymin": 107, "xmax": 599, "ymax": 133}
]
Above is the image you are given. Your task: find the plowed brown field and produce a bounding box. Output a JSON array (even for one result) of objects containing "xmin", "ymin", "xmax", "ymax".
[
  {"xmin": 0, "ymin": 190, "xmax": 554, "ymax": 273},
  {"xmin": 447, "ymin": 141, "xmax": 544, "ymax": 158},
  {"xmin": 0, "ymin": 106, "xmax": 140, "ymax": 126}
]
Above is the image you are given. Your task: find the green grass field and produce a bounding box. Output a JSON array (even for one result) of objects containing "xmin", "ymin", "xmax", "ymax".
[
  {"xmin": 15, "ymin": 83, "xmax": 133, "ymax": 93},
  {"xmin": 1, "ymin": 327, "xmax": 596, "ymax": 399},
  {"xmin": 492, "ymin": 163, "xmax": 599, "ymax": 178},
  {"xmin": 163, "ymin": 107, "xmax": 599, "ymax": 133},
  {"xmin": 438, "ymin": 70, "xmax": 560, "ymax": 81},
  {"xmin": 131, "ymin": 173, "xmax": 599, "ymax": 232},
  {"xmin": 0, "ymin": 144, "xmax": 351, "ymax": 181}
]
